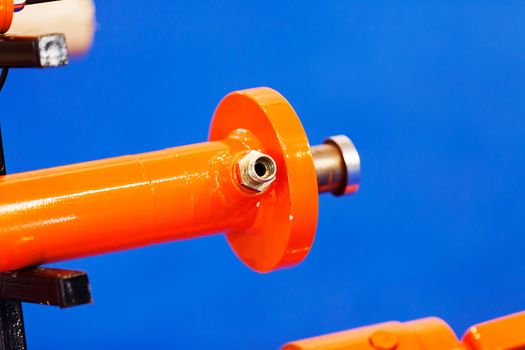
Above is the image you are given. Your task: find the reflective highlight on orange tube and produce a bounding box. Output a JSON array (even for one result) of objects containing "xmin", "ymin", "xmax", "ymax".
[
  {"xmin": 282, "ymin": 311, "xmax": 525, "ymax": 350},
  {"xmin": 0, "ymin": 88, "xmax": 320, "ymax": 273},
  {"xmin": 0, "ymin": 137, "xmax": 256, "ymax": 271}
]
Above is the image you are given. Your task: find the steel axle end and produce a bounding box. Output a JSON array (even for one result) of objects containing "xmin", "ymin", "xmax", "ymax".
[{"xmin": 312, "ymin": 135, "xmax": 360, "ymax": 196}]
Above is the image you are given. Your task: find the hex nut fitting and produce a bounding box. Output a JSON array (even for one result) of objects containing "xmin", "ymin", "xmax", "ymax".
[{"xmin": 236, "ymin": 150, "xmax": 277, "ymax": 192}]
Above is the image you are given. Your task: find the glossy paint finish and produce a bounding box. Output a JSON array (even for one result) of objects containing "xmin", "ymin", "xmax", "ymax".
[
  {"xmin": 0, "ymin": 87, "xmax": 318, "ymax": 273},
  {"xmin": 210, "ymin": 87, "xmax": 319, "ymax": 272},
  {"xmin": 0, "ymin": 138, "xmax": 250, "ymax": 272},
  {"xmin": 4, "ymin": 2, "xmax": 525, "ymax": 349},
  {"xmin": 283, "ymin": 311, "xmax": 525, "ymax": 350},
  {"xmin": 0, "ymin": 0, "xmax": 13, "ymax": 33},
  {"xmin": 282, "ymin": 318, "xmax": 458, "ymax": 350},
  {"xmin": 462, "ymin": 311, "xmax": 525, "ymax": 350}
]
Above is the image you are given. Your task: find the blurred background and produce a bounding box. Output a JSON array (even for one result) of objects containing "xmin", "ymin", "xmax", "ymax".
[{"xmin": 2, "ymin": 1, "xmax": 525, "ymax": 349}]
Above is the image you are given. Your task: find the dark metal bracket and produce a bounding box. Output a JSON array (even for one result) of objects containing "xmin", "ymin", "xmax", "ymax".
[{"xmin": 0, "ymin": 128, "xmax": 92, "ymax": 350}]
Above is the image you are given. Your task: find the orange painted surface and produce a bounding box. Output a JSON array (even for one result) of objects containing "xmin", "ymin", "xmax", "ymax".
[
  {"xmin": 210, "ymin": 88, "xmax": 318, "ymax": 272},
  {"xmin": 282, "ymin": 318, "xmax": 457, "ymax": 350},
  {"xmin": 283, "ymin": 311, "xmax": 525, "ymax": 350},
  {"xmin": 0, "ymin": 87, "xmax": 318, "ymax": 273},
  {"xmin": 461, "ymin": 311, "xmax": 525, "ymax": 350},
  {"xmin": 0, "ymin": 0, "xmax": 13, "ymax": 33}
]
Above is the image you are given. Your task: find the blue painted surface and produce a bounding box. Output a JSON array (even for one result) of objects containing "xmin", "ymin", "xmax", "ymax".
[{"xmin": 2, "ymin": 2, "xmax": 525, "ymax": 349}]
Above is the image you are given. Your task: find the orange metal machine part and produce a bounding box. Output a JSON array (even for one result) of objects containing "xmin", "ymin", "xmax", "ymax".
[
  {"xmin": 2, "ymin": 2, "xmax": 520, "ymax": 347},
  {"xmin": 0, "ymin": 87, "xmax": 360, "ymax": 273},
  {"xmin": 0, "ymin": 0, "xmax": 13, "ymax": 33},
  {"xmin": 282, "ymin": 311, "xmax": 525, "ymax": 350}
]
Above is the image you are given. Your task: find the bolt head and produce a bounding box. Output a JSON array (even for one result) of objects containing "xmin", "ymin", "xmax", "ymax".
[{"xmin": 369, "ymin": 330, "xmax": 399, "ymax": 350}]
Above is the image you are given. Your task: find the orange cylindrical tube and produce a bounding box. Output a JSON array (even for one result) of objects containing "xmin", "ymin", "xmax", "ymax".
[
  {"xmin": 0, "ymin": 132, "xmax": 258, "ymax": 272},
  {"xmin": 461, "ymin": 311, "xmax": 525, "ymax": 350},
  {"xmin": 282, "ymin": 318, "xmax": 460, "ymax": 350}
]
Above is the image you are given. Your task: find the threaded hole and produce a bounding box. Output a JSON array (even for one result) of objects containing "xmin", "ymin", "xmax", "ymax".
[
  {"xmin": 254, "ymin": 156, "xmax": 276, "ymax": 180},
  {"xmin": 255, "ymin": 162, "xmax": 267, "ymax": 177}
]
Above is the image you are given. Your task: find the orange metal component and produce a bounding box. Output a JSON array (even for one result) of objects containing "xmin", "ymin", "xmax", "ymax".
[
  {"xmin": 282, "ymin": 311, "xmax": 525, "ymax": 350},
  {"xmin": 210, "ymin": 88, "xmax": 318, "ymax": 272},
  {"xmin": 461, "ymin": 311, "xmax": 525, "ymax": 350},
  {"xmin": 282, "ymin": 318, "xmax": 458, "ymax": 350},
  {"xmin": 0, "ymin": 87, "xmax": 318, "ymax": 273},
  {"xmin": 0, "ymin": 0, "xmax": 14, "ymax": 33}
]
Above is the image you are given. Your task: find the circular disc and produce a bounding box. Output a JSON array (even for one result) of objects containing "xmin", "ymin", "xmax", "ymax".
[
  {"xmin": 0, "ymin": 0, "xmax": 14, "ymax": 34},
  {"xmin": 209, "ymin": 87, "xmax": 319, "ymax": 272}
]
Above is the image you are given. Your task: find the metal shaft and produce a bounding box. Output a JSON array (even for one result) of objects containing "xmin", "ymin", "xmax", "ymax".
[
  {"xmin": 312, "ymin": 135, "xmax": 361, "ymax": 196},
  {"xmin": 312, "ymin": 143, "xmax": 345, "ymax": 194}
]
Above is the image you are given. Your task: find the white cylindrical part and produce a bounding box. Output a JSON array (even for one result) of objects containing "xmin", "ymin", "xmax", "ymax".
[{"xmin": 8, "ymin": 0, "xmax": 95, "ymax": 56}]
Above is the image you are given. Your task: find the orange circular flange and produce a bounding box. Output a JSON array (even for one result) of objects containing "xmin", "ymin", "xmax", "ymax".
[
  {"xmin": 0, "ymin": 0, "xmax": 13, "ymax": 34},
  {"xmin": 209, "ymin": 87, "xmax": 319, "ymax": 273}
]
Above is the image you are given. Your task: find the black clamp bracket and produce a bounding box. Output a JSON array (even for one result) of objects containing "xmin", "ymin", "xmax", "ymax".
[{"xmin": 0, "ymin": 268, "xmax": 92, "ymax": 350}]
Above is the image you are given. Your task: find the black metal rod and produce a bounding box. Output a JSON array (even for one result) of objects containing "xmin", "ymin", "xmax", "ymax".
[
  {"xmin": 0, "ymin": 268, "xmax": 92, "ymax": 308},
  {"xmin": 0, "ymin": 126, "xmax": 5, "ymax": 176},
  {"xmin": 25, "ymin": 0, "xmax": 61, "ymax": 5},
  {"xmin": 0, "ymin": 69, "xmax": 8, "ymax": 93},
  {"xmin": 0, "ymin": 34, "xmax": 68, "ymax": 68},
  {"xmin": 0, "ymin": 301, "xmax": 27, "ymax": 350}
]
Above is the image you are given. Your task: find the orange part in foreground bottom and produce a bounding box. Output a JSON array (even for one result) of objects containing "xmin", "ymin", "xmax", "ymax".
[{"xmin": 282, "ymin": 311, "xmax": 525, "ymax": 350}]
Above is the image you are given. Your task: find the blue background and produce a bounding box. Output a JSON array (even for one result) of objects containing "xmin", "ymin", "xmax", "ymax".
[{"xmin": 3, "ymin": 1, "xmax": 525, "ymax": 349}]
